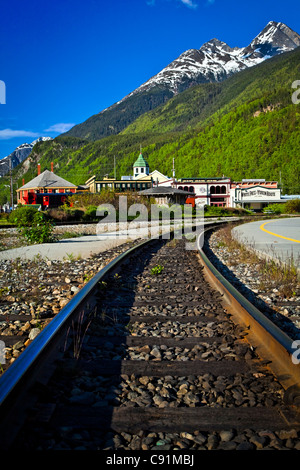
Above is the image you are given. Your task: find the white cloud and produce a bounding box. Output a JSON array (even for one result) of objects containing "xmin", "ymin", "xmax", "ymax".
[
  {"xmin": 180, "ymin": 0, "xmax": 198, "ymax": 8},
  {"xmin": 146, "ymin": 0, "xmax": 198, "ymax": 8},
  {"xmin": 0, "ymin": 129, "xmax": 40, "ymax": 140},
  {"xmin": 44, "ymin": 123, "xmax": 75, "ymax": 133}
]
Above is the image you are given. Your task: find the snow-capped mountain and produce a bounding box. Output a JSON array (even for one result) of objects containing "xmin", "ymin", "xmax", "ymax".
[
  {"xmin": 0, "ymin": 137, "xmax": 52, "ymax": 176},
  {"xmin": 64, "ymin": 21, "xmax": 300, "ymax": 141},
  {"xmin": 125, "ymin": 21, "xmax": 300, "ymax": 97}
]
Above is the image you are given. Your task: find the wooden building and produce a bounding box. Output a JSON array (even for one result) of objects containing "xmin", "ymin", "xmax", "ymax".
[
  {"xmin": 17, "ymin": 165, "xmax": 77, "ymax": 209},
  {"xmin": 138, "ymin": 186, "xmax": 194, "ymax": 205}
]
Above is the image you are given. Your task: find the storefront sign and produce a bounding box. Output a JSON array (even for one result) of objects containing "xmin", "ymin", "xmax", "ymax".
[{"xmin": 242, "ymin": 189, "xmax": 277, "ymax": 198}]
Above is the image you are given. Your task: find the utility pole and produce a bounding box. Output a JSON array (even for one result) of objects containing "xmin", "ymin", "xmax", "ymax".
[
  {"xmin": 172, "ymin": 158, "xmax": 175, "ymax": 188},
  {"xmin": 9, "ymin": 158, "xmax": 13, "ymax": 210},
  {"xmin": 0, "ymin": 159, "xmax": 13, "ymax": 210}
]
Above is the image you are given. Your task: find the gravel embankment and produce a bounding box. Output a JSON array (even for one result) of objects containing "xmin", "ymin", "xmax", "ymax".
[
  {"xmin": 0, "ymin": 225, "xmax": 139, "ymax": 365},
  {"xmin": 205, "ymin": 228, "xmax": 300, "ymax": 340}
]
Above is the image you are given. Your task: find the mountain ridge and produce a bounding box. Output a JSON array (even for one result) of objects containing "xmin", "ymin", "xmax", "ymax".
[
  {"xmin": 0, "ymin": 137, "xmax": 52, "ymax": 177},
  {"xmin": 128, "ymin": 21, "xmax": 300, "ymax": 96},
  {"xmin": 64, "ymin": 20, "xmax": 300, "ymax": 141}
]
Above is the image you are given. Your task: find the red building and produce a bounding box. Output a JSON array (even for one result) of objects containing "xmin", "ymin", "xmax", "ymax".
[{"xmin": 17, "ymin": 164, "xmax": 78, "ymax": 209}]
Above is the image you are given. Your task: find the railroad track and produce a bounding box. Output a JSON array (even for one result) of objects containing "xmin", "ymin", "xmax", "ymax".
[{"xmin": 1, "ymin": 226, "xmax": 300, "ymax": 452}]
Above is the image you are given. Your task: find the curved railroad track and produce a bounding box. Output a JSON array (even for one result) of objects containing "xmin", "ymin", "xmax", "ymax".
[{"xmin": 1, "ymin": 224, "xmax": 300, "ymax": 452}]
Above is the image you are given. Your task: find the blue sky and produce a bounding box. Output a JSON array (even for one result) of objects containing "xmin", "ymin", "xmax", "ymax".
[{"xmin": 0, "ymin": 0, "xmax": 299, "ymax": 158}]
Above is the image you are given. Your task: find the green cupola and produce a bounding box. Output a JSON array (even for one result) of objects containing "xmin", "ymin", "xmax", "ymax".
[{"xmin": 133, "ymin": 150, "xmax": 149, "ymax": 179}]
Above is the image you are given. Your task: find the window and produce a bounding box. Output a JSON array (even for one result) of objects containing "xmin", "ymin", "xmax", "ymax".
[{"xmin": 211, "ymin": 197, "xmax": 225, "ymax": 202}]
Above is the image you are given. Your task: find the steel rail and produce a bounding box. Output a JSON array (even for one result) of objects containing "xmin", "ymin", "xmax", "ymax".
[
  {"xmin": 196, "ymin": 225, "xmax": 300, "ymax": 405},
  {"xmin": 0, "ymin": 237, "xmax": 155, "ymax": 414}
]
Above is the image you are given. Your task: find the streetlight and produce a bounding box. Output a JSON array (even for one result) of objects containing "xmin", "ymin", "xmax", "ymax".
[{"xmin": 0, "ymin": 159, "xmax": 13, "ymax": 210}]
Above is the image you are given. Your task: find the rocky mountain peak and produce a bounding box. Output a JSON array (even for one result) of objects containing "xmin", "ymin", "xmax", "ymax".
[
  {"xmin": 200, "ymin": 38, "xmax": 234, "ymax": 54},
  {"xmin": 128, "ymin": 21, "xmax": 300, "ymax": 97},
  {"xmin": 245, "ymin": 20, "xmax": 300, "ymax": 58}
]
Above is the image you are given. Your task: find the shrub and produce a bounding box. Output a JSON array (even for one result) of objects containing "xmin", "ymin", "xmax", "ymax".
[
  {"xmin": 9, "ymin": 205, "xmax": 39, "ymax": 226},
  {"xmin": 204, "ymin": 206, "xmax": 229, "ymax": 216},
  {"xmin": 60, "ymin": 207, "xmax": 84, "ymax": 221},
  {"xmin": 82, "ymin": 205, "xmax": 98, "ymax": 221},
  {"xmin": 285, "ymin": 199, "xmax": 300, "ymax": 214},
  {"xmin": 10, "ymin": 206, "xmax": 54, "ymax": 244},
  {"xmin": 263, "ymin": 203, "xmax": 285, "ymax": 214},
  {"xmin": 47, "ymin": 208, "xmax": 70, "ymax": 222}
]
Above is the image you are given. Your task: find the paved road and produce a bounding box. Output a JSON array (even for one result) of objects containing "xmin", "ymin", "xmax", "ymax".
[
  {"xmin": 0, "ymin": 218, "xmax": 235, "ymax": 262},
  {"xmin": 0, "ymin": 222, "xmax": 181, "ymax": 261},
  {"xmin": 0, "ymin": 235, "xmax": 133, "ymax": 261},
  {"xmin": 232, "ymin": 217, "xmax": 300, "ymax": 268}
]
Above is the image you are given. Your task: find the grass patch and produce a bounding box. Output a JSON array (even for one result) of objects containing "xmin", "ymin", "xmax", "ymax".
[{"xmin": 216, "ymin": 223, "xmax": 299, "ymax": 298}]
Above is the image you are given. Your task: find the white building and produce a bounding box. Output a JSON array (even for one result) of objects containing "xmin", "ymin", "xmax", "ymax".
[
  {"xmin": 230, "ymin": 185, "xmax": 282, "ymax": 210},
  {"xmin": 157, "ymin": 177, "xmax": 231, "ymax": 207}
]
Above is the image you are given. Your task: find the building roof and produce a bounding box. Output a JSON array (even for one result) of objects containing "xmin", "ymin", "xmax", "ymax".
[
  {"xmin": 282, "ymin": 195, "xmax": 300, "ymax": 199},
  {"xmin": 179, "ymin": 177, "xmax": 230, "ymax": 182},
  {"xmin": 18, "ymin": 169, "xmax": 77, "ymax": 191},
  {"xmin": 133, "ymin": 152, "xmax": 149, "ymax": 168},
  {"xmin": 138, "ymin": 186, "xmax": 194, "ymax": 196}
]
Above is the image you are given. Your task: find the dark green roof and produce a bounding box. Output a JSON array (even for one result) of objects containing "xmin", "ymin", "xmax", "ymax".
[{"xmin": 133, "ymin": 152, "xmax": 149, "ymax": 168}]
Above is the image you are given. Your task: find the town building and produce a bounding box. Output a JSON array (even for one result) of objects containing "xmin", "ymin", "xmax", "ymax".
[
  {"xmin": 143, "ymin": 169, "xmax": 172, "ymax": 185},
  {"xmin": 156, "ymin": 176, "xmax": 231, "ymax": 207},
  {"xmin": 230, "ymin": 184, "xmax": 282, "ymax": 211},
  {"xmin": 16, "ymin": 164, "xmax": 78, "ymax": 209},
  {"xmin": 229, "ymin": 179, "xmax": 282, "ymax": 210},
  {"xmin": 85, "ymin": 151, "xmax": 153, "ymax": 193},
  {"xmin": 85, "ymin": 174, "xmax": 153, "ymax": 193},
  {"xmin": 138, "ymin": 186, "xmax": 194, "ymax": 206}
]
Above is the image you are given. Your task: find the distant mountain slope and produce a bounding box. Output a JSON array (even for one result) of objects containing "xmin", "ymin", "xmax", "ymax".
[
  {"xmin": 15, "ymin": 44, "xmax": 300, "ymax": 195},
  {"xmin": 0, "ymin": 137, "xmax": 52, "ymax": 177},
  {"xmin": 64, "ymin": 21, "xmax": 300, "ymax": 141},
  {"xmin": 122, "ymin": 46, "xmax": 300, "ymax": 134},
  {"xmin": 64, "ymin": 86, "xmax": 173, "ymax": 141}
]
